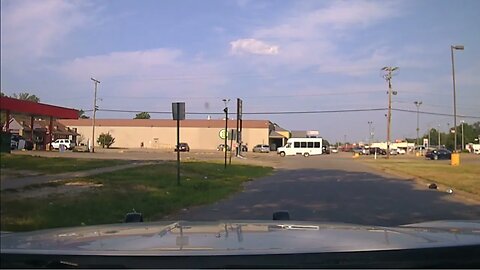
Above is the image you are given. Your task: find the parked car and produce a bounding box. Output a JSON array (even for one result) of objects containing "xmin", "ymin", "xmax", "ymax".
[
  {"xmin": 352, "ymin": 147, "xmax": 364, "ymax": 155},
  {"xmin": 397, "ymin": 148, "xmax": 406, "ymax": 155},
  {"xmin": 217, "ymin": 144, "xmax": 231, "ymax": 151},
  {"xmin": 23, "ymin": 140, "xmax": 34, "ymax": 150},
  {"xmin": 73, "ymin": 143, "xmax": 89, "ymax": 152},
  {"xmin": 330, "ymin": 147, "xmax": 338, "ymax": 153},
  {"xmin": 322, "ymin": 146, "xmax": 330, "ymax": 154},
  {"xmin": 369, "ymin": 147, "xmax": 387, "ymax": 155},
  {"xmin": 425, "ymin": 149, "xmax": 452, "ymax": 160},
  {"xmin": 51, "ymin": 139, "xmax": 75, "ymax": 150},
  {"xmin": 10, "ymin": 139, "xmax": 18, "ymax": 150},
  {"xmin": 174, "ymin": 143, "xmax": 190, "ymax": 152},
  {"xmin": 10, "ymin": 135, "xmax": 33, "ymax": 150},
  {"xmin": 252, "ymin": 144, "xmax": 270, "ymax": 153}
]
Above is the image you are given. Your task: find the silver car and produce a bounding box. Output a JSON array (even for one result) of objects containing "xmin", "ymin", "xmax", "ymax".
[{"xmin": 252, "ymin": 144, "xmax": 270, "ymax": 153}]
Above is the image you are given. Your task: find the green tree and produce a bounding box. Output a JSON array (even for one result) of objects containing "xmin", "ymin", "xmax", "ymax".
[
  {"xmin": 97, "ymin": 132, "xmax": 115, "ymax": 148},
  {"xmin": 134, "ymin": 112, "xmax": 151, "ymax": 119},
  {"xmin": 78, "ymin": 109, "xmax": 90, "ymax": 119},
  {"xmin": 12, "ymin": 92, "xmax": 40, "ymax": 102},
  {"xmin": 423, "ymin": 122, "xmax": 480, "ymax": 150}
]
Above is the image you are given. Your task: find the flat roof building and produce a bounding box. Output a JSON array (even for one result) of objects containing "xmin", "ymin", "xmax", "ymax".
[{"xmin": 59, "ymin": 119, "xmax": 288, "ymax": 150}]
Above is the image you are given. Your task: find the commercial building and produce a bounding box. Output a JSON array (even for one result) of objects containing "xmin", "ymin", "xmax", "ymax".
[{"xmin": 59, "ymin": 119, "xmax": 290, "ymax": 150}]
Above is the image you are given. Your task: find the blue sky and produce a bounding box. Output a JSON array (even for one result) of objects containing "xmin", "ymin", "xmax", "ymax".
[{"xmin": 1, "ymin": 0, "xmax": 479, "ymax": 143}]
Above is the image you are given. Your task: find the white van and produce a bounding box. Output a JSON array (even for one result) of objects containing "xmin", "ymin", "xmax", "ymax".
[{"xmin": 277, "ymin": 138, "xmax": 323, "ymax": 157}]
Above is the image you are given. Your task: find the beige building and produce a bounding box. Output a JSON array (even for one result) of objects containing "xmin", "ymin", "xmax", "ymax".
[{"xmin": 58, "ymin": 119, "xmax": 285, "ymax": 150}]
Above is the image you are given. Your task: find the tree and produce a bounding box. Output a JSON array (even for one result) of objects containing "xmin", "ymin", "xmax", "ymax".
[
  {"xmin": 12, "ymin": 92, "xmax": 40, "ymax": 102},
  {"xmin": 134, "ymin": 112, "xmax": 151, "ymax": 119},
  {"xmin": 97, "ymin": 132, "xmax": 115, "ymax": 148},
  {"xmin": 422, "ymin": 122, "xmax": 480, "ymax": 150},
  {"xmin": 78, "ymin": 109, "xmax": 90, "ymax": 119}
]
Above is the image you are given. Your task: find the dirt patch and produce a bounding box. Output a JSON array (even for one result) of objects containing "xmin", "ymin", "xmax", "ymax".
[
  {"xmin": 3, "ymin": 181, "xmax": 103, "ymax": 199},
  {"xmin": 0, "ymin": 169, "xmax": 44, "ymax": 181}
]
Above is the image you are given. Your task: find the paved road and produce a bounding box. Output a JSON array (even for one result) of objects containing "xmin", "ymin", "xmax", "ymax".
[{"xmin": 172, "ymin": 154, "xmax": 480, "ymax": 226}]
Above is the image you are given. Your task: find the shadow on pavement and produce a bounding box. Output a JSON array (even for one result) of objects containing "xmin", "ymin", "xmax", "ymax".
[{"xmin": 173, "ymin": 169, "xmax": 480, "ymax": 226}]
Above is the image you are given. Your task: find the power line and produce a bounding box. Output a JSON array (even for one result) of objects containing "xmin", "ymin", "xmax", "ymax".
[
  {"xmin": 92, "ymin": 107, "xmax": 480, "ymax": 119},
  {"xmin": 392, "ymin": 108, "xmax": 480, "ymax": 119},
  {"xmin": 98, "ymin": 90, "xmax": 383, "ymax": 101}
]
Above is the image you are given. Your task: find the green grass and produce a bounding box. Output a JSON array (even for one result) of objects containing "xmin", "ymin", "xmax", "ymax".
[
  {"xmin": 361, "ymin": 158, "xmax": 480, "ymax": 196},
  {"xmin": 0, "ymin": 153, "xmax": 129, "ymax": 174},
  {"xmin": 0, "ymin": 162, "xmax": 273, "ymax": 231}
]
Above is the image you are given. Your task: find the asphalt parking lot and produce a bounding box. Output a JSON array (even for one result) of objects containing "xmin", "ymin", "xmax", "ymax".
[
  {"xmin": 7, "ymin": 149, "xmax": 480, "ymax": 226},
  {"xmin": 167, "ymin": 152, "xmax": 480, "ymax": 226}
]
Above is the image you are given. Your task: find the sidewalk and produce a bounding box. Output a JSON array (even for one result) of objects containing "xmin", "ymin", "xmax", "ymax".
[{"xmin": 0, "ymin": 162, "xmax": 155, "ymax": 190}]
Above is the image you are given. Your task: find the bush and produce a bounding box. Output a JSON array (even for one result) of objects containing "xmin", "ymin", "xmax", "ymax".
[{"xmin": 97, "ymin": 132, "xmax": 115, "ymax": 148}]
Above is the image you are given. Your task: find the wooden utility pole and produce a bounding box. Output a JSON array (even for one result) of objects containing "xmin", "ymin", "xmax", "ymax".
[
  {"xmin": 90, "ymin": 78, "xmax": 100, "ymax": 153},
  {"xmin": 382, "ymin": 67, "xmax": 398, "ymax": 159}
]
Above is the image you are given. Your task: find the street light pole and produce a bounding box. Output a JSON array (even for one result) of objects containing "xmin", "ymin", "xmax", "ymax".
[
  {"xmin": 428, "ymin": 128, "xmax": 431, "ymax": 148},
  {"xmin": 451, "ymin": 45, "xmax": 464, "ymax": 152},
  {"xmin": 461, "ymin": 120, "xmax": 465, "ymax": 151},
  {"xmin": 382, "ymin": 66, "xmax": 399, "ymax": 159},
  {"xmin": 414, "ymin": 101, "xmax": 422, "ymax": 148},
  {"xmin": 90, "ymin": 78, "xmax": 100, "ymax": 153},
  {"xmin": 438, "ymin": 124, "xmax": 441, "ymax": 148},
  {"xmin": 222, "ymin": 99, "xmax": 230, "ymax": 169}
]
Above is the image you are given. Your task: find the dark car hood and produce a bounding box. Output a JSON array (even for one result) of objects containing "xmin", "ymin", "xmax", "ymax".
[{"xmin": 1, "ymin": 220, "xmax": 480, "ymax": 256}]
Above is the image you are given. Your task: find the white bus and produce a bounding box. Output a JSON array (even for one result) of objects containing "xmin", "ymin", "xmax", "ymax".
[{"xmin": 277, "ymin": 138, "xmax": 323, "ymax": 157}]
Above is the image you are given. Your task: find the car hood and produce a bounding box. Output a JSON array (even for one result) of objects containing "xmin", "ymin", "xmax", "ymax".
[{"xmin": 1, "ymin": 220, "xmax": 480, "ymax": 256}]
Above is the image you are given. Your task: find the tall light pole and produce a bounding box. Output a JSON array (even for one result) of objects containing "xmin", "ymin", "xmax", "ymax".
[
  {"xmin": 451, "ymin": 45, "xmax": 464, "ymax": 152},
  {"xmin": 428, "ymin": 127, "xmax": 431, "ymax": 149},
  {"xmin": 368, "ymin": 121, "xmax": 373, "ymax": 144},
  {"xmin": 90, "ymin": 78, "xmax": 100, "ymax": 153},
  {"xmin": 222, "ymin": 98, "xmax": 230, "ymax": 168},
  {"xmin": 461, "ymin": 120, "xmax": 465, "ymax": 151},
  {"xmin": 438, "ymin": 124, "xmax": 441, "ymax": 148},
  {"xmin": 382, "ymin": 66, "xmax": 399, "ymax": 159},
  {"xmin": 414, "ymin": 101, "xmax": 422, "ymax": 147}
]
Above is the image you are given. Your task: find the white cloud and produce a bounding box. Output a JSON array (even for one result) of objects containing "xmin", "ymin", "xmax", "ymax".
[
  {"xmin": 235, "ymin": 1, "xmax": 402, "ymax": 75},
  {"xmin": 254, "ymin": 1, "xmax": 398, "ymax": 40},
  {"xmin": 1, "ymin": 0, "xmax": 91, "ymax": 60},
  {"xmin": 230, "ymin": 39, "xmax": 279, "ymax": 55}
]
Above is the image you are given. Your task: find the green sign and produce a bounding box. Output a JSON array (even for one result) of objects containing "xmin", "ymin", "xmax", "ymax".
[{"xmin": 219, "ymin": 129, "xmax": 228, "ymax": 139}]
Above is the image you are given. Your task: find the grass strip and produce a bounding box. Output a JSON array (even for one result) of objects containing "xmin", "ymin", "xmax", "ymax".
[
  {"xmin": 361, "ymin": 158, "xmax": 480, "ymax": 196},
  {"xmin": 1, "ymin": 161, "xmax": 273, "ymax": 231}
]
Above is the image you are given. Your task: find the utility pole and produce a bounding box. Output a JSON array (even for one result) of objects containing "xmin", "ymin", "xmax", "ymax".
[
  {"xmin": 90, "ymin": 78, "xmax": 100, "ymax": 153},
  {"xmin": 368, "ymin": 121, "xmax": 373, "ymax": 144},
  {"xmin": 461, "ymin": 120, "xmax": 465, "ymax": 151},
  {"xmin": 414, "ymin": 101, "xmax": 422, "ymax": 148},
  {"xmin": 382, "ymin": 66, "xmax": 399, "ymax": 159}
]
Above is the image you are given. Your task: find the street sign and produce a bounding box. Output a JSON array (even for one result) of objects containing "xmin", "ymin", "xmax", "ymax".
[
  {"xmin": 237, "ymin": 98, "xmax": 243, "ymax": 120},
  {"xmin": 172, "ymin": 102, "xmax": 185, "ymax": 120}
]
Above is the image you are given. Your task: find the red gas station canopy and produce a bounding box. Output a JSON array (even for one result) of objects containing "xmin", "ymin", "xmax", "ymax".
[{"xmin": 0, "ymin": 96, "xmax": 78, "ymax": 119}]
